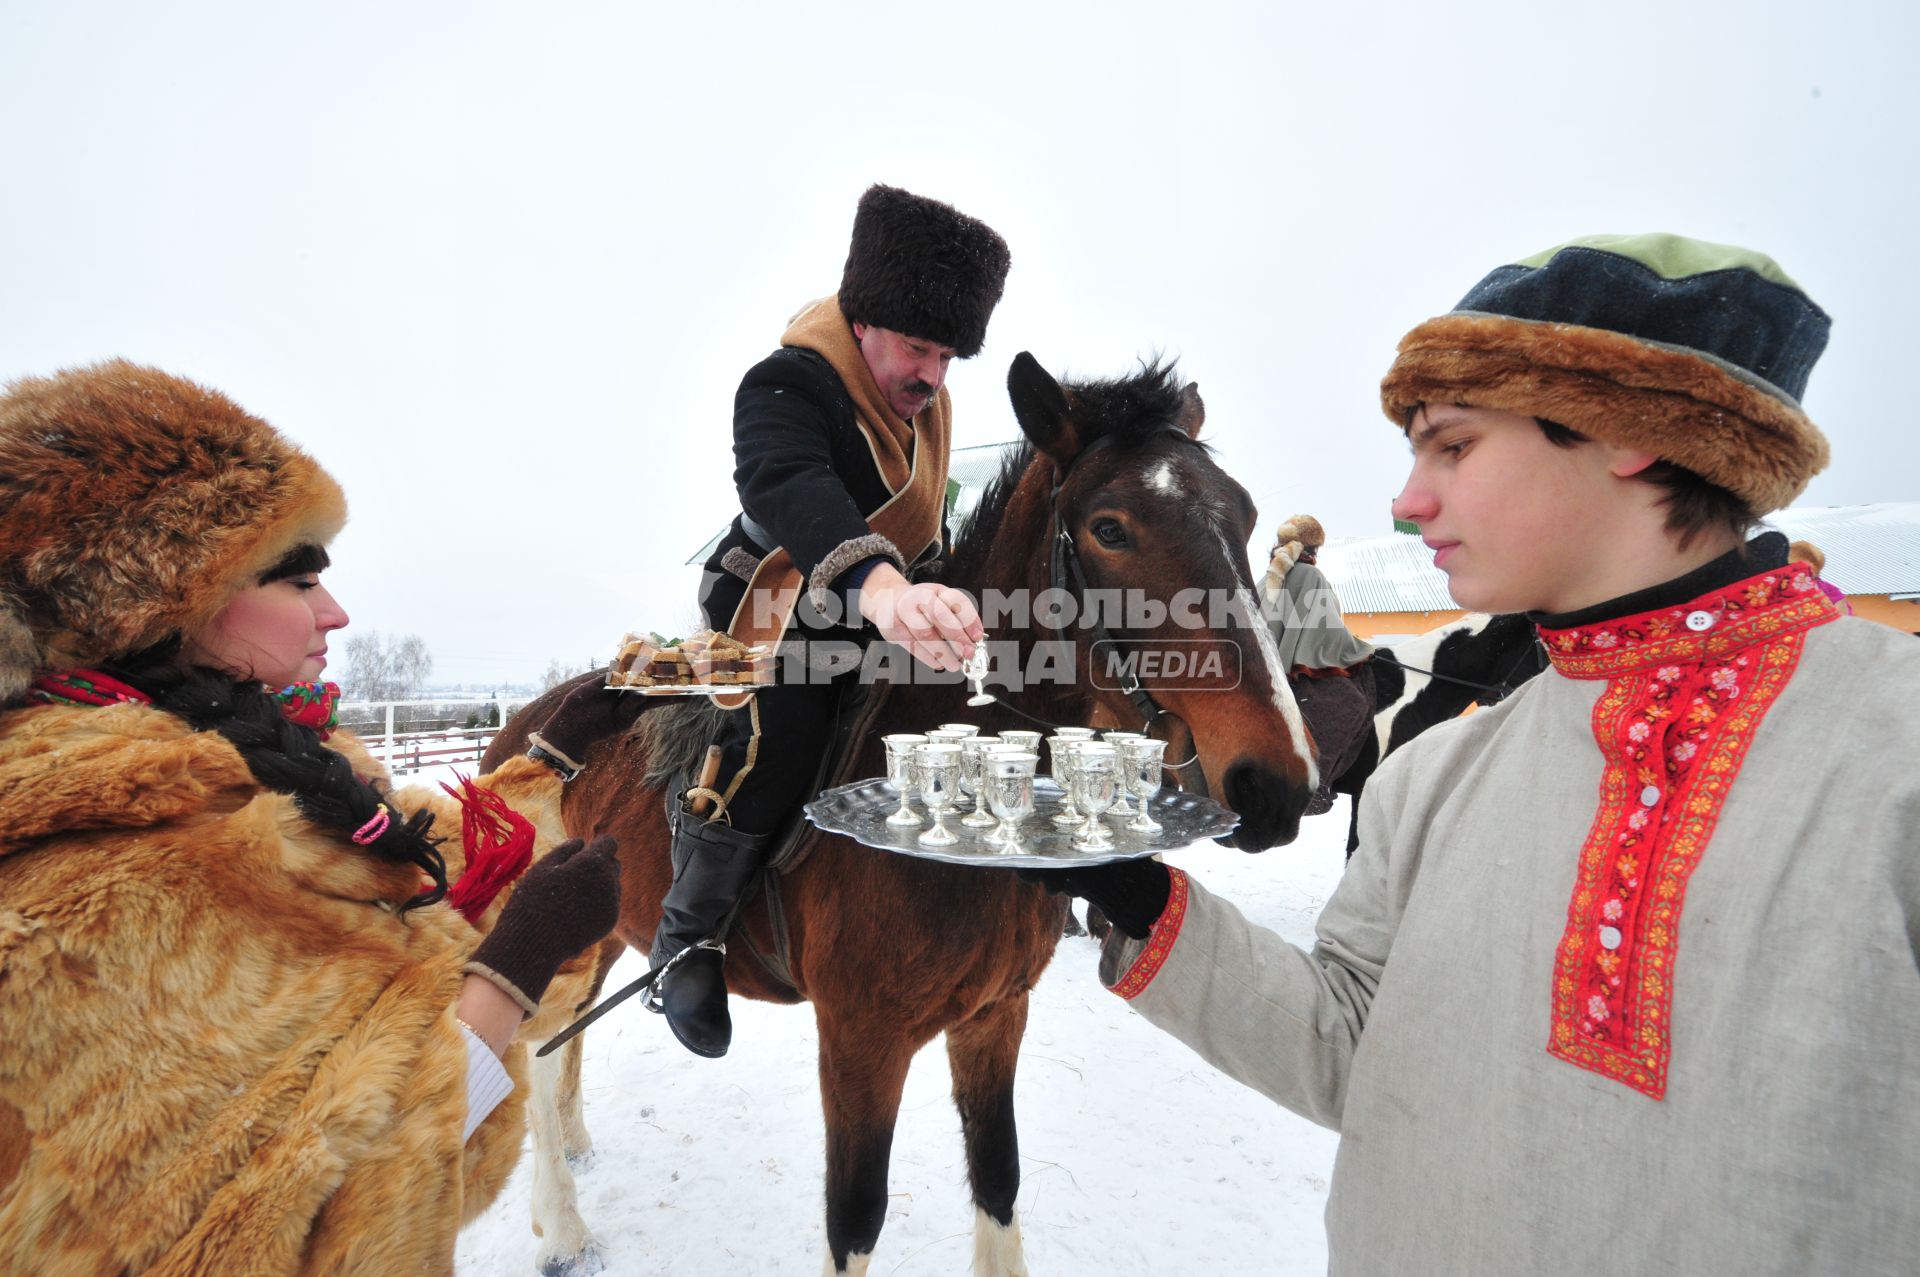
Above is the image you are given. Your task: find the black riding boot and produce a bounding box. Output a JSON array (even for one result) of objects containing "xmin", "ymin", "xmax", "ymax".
[{"xmin": 649, "ymin": 808, "xmax": 772, "ymax": 1058}]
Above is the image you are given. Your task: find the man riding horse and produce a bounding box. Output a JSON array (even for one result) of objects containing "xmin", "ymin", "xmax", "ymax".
[
  {"xmin": 535, "ymin": 185, "xmax": 1009, "ymax": 1059},
  {"xmin": 1260, "ymin": 513, "xmax": 1377, "ymax": 815}
]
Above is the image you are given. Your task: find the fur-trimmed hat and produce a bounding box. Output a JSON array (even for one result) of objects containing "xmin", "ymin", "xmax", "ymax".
[
  {"xmin": 1275, "ymin": 514, "xmax": 1326, "ymax": 549},
  {"xmin": 1787, "ymin": 539, "xmax": 1826, "ymax": 573},
  {"xmin": 838, "ymin": 184, "xmax": 1011, "ymax": 359},
  {"xmin": 1381, "ymin": 234, "xmax": 1832, "ymax": 514},
  {"xmin": 0, "ymin": 360, "xmax": 347, "ymax": 703}
]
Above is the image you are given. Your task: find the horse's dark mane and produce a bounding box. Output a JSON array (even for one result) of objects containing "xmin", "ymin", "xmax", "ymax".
[
  {"xmin": 946, "ymin": 441, "xmax": 1035, "ymax": 584},
  {"xmin": 947, "ymin": 358, "xmax": 1198, "ymax": 587},
  {"xmin": 1062, "ymin": 356, "xmax": 1191, "ymax": 446}
]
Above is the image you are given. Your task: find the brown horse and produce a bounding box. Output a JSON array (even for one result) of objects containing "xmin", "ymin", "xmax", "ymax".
[{"xmin": 485, "ymin": 352, "xmax": 1316, "ymax": 1276}]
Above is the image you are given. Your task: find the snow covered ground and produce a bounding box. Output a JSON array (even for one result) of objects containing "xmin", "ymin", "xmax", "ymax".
[{"xmin": 454, "ymin": 802, "xmax": 1350, "ymax": 1276}]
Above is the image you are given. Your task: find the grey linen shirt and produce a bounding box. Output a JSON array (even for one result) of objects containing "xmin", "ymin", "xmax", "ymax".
[{"xmin": 1103, "ymin": 614, "xmax": 1920, "ymax": 1275}]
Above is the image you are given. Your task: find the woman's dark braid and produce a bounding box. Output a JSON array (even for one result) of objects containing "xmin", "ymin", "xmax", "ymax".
[{"xmin": 120, "ymin": 660, "xmax": 448, "ymax": 910}]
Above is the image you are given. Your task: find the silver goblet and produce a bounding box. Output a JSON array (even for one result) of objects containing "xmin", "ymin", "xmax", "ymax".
[
  {"xmin": 999, "ymin": 729, "xmax": 1043, "ymax": 756},
  {"xmin": 959, "ymin": 736, "xmax": 1004, "ymax": 829},
  {"xmin": 1070, "ymin": 743, "xmax": 1119, "ymax": 852},
  {"xmin": 964, "ymin": 644, "xmax": 995, "ymax": 707},
  {"xmin": 914, "ymin": 743, "xmax": 964, "ymax": 847},
  {"xmin": 1048, "ymin": 735, "xmax": 1087, "ymax": 826},
  {"xmin": 882, "ymin": 733, "xmax": 929, "ymax": 826},
  {"xmin": 927, "ymin": 728, "xmax": 976, "ymax": 811},
  {"xmin": 1119, "ymin": 737, "xmax": 1168, "ymax": 835},
  {"xmin": 1101, "ymin": 732, "xmax": 1145, "ymax": 816},
  {"xmin": 985, "ymin": 751, "xmax": 1039, "ymax": 853}
]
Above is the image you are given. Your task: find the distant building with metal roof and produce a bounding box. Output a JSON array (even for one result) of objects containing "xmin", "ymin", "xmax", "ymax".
[{"xmin": 1320, "ymin": 502, "xmax": 1920, "ymax": 639}]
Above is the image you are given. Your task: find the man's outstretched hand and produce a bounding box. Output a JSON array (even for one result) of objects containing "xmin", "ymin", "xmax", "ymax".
[{"xmin": 856, "ymin": 563, "xmax": 983, "ymax": 673}]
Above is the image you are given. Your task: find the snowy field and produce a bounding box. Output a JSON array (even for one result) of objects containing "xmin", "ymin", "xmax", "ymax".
[{"xmin": 452, "ymin": 792, "xmax": 1349, "ymax": 1276}]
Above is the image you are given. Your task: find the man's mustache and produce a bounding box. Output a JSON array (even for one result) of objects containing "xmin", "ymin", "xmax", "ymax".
[{"xmin": 904, "ymin": 381, "xmax": 935, "ymax": 400}]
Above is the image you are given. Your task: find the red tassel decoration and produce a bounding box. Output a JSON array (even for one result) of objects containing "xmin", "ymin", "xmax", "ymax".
[{"xmin": 442, "ymin": 773, "xmax": 536, "ymax": 926}]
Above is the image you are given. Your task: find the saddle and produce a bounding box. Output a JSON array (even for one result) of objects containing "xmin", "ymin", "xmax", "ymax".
[{"xmin": 664, "ymin": 670, "xmax": 897, "ymax": 995}]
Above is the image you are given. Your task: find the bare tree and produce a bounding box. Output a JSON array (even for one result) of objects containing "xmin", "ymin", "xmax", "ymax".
[
  {"xmin": 393, "ymin": 634, "xmax": 433, "ymax": 699},
  {"xmin": 341, "ymin": 630, "xmax": 434, "ymax": 701},
  {"xmin": 540, "ymin": 656, "xmax": 599, "ymax": 692}
]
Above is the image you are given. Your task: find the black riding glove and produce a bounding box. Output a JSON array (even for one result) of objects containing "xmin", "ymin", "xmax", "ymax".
[
  {"xmin": 528, "ymin": 675, "xmax": 648, "ymax": 780},
  {"xmin": 1017, "ymin": 858, "xmax": 1171, "ymax": 940},
  {"xmin": 467, "ymin": 836, "xmax": 622, "ymax": 1014}
]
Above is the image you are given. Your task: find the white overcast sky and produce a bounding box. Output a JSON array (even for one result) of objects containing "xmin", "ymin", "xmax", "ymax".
[{"xmin": 3, "ymin": 1, "xmax": 1913, "ymax": 686}]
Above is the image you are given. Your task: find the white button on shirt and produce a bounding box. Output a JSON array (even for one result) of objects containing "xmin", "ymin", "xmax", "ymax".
[
  {"xmin": 1685, "ymin": 610, "xmax": 1716, "ymax": 632},
  {"xmin": 1641, "ymin": 785, "xmax": 1661, "ymax": 807},
  {"xmin": 1600, "ymin": 926, "xmax": 1624, "ymax": 951}
]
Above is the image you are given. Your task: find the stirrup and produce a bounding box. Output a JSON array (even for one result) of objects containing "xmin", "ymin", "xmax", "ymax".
[{"xmin": 642, "ymin": 936, "xmax": 726, "ymax": 1013}]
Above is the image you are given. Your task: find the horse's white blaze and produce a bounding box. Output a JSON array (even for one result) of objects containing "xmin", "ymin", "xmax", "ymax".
[
  {"xmin": 1146, "ymin": 459, "xmax": 1178, "ymax": 495},
  {"xmin": 1217, "ymin": 531, "xmax": 1317, "ymax": 784},
  {"xmin": 972, "ymin": 1207, "xmax": 1030, "ymax": 1276},
  {"xmin": 528, "ymin": 1039, "xmax": 602, "ymax": 1274}
]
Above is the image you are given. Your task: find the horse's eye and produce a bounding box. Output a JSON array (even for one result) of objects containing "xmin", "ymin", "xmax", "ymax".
[{"xmin": 1091, "ymin": 518, "xmax": 1128, "ymax": 548}]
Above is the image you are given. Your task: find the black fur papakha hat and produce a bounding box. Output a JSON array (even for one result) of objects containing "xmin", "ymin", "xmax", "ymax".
[
  {"xmin": 1381, "ymin": 234, "xmax": 1832, "ymax": 514},
  {"xmin": 0, "ymin": 360, "xmax": 347, "ymax": 703},
  {"xmin": 839, "ymin": 184, "xmax": 1011, "ymax": 359}
]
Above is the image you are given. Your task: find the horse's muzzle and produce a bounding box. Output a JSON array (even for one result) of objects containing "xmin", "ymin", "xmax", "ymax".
[{"xmin": 1215, "ymin": 759, "xmax": 1310, "ymax": 851}]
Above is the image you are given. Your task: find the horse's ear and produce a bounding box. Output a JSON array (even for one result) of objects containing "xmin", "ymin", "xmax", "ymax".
[
  {"xmin": 1176, "ymin": 381, "xmax": 1205, "ymax": 439},
  {"xmin": 1007, "ymin": 351, "xmax": 1082, "ymax": 466}
]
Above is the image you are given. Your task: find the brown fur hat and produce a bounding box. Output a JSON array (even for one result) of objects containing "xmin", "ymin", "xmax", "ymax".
[
  {"xmin": 1276, "ymin": 514, "xmax": 1326, "ymax": 549},
  {"xmin": 839, "ymin": 184, "xmax": 1011, "ymax": 359},
  {"xmin": 1787, "ymin": 539, "xmax": 1826, "ymax": 572},
  {"xmin": 0, "ymin": 360, "xmax": 346, "ymax": 702},
  {"xmin": 1381, "ymin": 234, "xmax": 1832, "ymax": 514}
]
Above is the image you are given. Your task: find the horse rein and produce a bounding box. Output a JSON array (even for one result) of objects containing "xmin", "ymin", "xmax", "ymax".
[{"xmin": 1370, "ymin": 634, "xmax": 1550, "ymax": 702}]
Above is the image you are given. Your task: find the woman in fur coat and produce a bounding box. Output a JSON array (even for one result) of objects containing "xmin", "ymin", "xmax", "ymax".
[{"xmin": 0, "ymin": 361, "xmax": 618, "ymax": 1275}]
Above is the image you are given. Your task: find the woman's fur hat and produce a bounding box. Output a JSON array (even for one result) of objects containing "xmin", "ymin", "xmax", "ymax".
[
  {"xmin": 839, "ymin": 184, "xmax": 1011, "ymax": 359},
  {"xmin": 1381, "ymin": 234, "xmax": 1831, "ymax": 514},
  {"xmin": 1275, "ymin": 514, "xmax": 1326, "ymax": 549},
  {"xmin": 0, "ymin": 360, "xmax": 347, "ymax": 703}
]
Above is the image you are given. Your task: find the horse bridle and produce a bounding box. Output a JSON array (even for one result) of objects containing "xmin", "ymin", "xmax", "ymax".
[{"xmin": 1030, "ymin": 427, "xmax": 1217, "ymax": 769}]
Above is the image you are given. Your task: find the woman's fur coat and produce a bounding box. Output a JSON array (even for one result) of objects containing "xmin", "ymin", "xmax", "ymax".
[{"xmin": 0, "ymin": 700, "xmax": 573, "ymax": 1275}]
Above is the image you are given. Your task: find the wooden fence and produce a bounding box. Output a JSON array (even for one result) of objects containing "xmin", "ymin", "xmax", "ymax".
[{"xmin": 334, "ymin": 696, "xmax": 535, "ymax": 777}]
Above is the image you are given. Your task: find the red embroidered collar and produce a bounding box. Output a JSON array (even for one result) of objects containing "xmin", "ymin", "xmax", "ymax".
[
  {"xmin": 1536, "ymin": 563, "xmax": 1836, "ymax": 1098},
  {"xmin": 1539, "ymin": 563, "xmax": 1838, "ymax": 679}
]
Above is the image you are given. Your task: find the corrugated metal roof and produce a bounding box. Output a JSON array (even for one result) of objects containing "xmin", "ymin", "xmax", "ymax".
[
  {"xmin": 1318, "ymin": 502, "xmax": 1920, "ymax": 612},
  {"xmin": 1758, "ymin": 503, "xmax": 1920, "ymax": 596},
  {"xmin": 1315, "ymin": 535, "xmax": 1459, "ymax": 613}
]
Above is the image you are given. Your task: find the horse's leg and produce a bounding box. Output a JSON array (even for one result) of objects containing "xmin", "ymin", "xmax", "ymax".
[
  {"xmin": 947, "ymin": 995, "xmax": 1031, "ymax": 1277},
  {"xmin": 817, "ymin": 1014, "xmax": 921, "ymax": 1276},
  {"xmin": 556, "ymin": 1030, "xmax": 592, "ymax": 1167},
  {"xmin": 527, "ymin": 1034, "xmax": 604, "ymax": 1277},
  {"xmin": 524, "ymin": 944, "xmax": 620, "ymax": 1277}
]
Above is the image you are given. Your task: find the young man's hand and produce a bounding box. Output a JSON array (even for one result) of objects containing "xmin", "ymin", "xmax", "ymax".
[
  {"xmin": 1017, "ymin": 858, "xmax": 1171, "ymax": 940},
  {"xmin": 855, "ymin": 563, "xmax": 983, "ymax": 673}
]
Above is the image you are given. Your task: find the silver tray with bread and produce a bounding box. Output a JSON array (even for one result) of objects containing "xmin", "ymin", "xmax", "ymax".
[{"xmin": 604, "ymin": 630, "xmax": 774, "ymax": 696}]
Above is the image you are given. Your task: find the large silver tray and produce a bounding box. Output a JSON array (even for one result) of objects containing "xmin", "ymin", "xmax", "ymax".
[{"xmin": 804, "ymin": 776, "xmax": 1239, "ymax": 868}]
